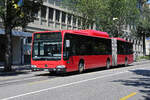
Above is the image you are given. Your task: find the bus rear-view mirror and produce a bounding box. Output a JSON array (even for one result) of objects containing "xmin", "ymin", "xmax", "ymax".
[{"xmin": 66, "ymin": 40, "xmax": 70, "ymax": 48}]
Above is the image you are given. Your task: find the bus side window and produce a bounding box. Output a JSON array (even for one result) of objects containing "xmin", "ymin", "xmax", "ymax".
[
  {"xmin": 80, "ymin": 44, "xmax": 86, "ymax": 55},
  {"xmin": 71, "ymin": 44, "xmax": 76, "ymax": 55}
]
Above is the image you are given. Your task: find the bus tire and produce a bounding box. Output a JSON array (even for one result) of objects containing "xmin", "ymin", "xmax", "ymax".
[
  {"xmin": 78, "ymin": 62, "xmax": 84, "ymax": 73},
  {"xmin": 124, "ymin": 58, "xmax": 128, "ymax": 67},
  {"xmin": 106, "ymin": 59, "xmax": 110, "ymax": 69}
]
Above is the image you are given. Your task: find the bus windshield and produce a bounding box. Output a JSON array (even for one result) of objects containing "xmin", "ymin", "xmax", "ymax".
[{"xmin": 32, "ymin": 32, "xmax": 62, "ymax": 60}]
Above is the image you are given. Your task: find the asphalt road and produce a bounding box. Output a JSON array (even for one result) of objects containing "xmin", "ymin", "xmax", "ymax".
[{"xmin": 0, "ymin": 62, "xmax": 150, "ymax": 100}]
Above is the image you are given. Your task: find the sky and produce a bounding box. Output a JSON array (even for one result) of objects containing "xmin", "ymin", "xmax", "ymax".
[{"xmin": 147, "ymin": 0, "xmax": 150, "ymax": 4}]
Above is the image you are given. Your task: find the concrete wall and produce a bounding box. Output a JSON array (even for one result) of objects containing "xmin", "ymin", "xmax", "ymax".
[{"xmin": 26, "ymin": 0, "xmax": 95, "ymax": 32}]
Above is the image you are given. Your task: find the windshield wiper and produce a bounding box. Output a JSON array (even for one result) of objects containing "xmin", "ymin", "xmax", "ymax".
[
  {"xmin": 33, "ymin": 57, "xmax": 45, "ymax": 60},
  {"xmin": 33, "ymin": 56, "xmax": 61, "ymax": 60}
]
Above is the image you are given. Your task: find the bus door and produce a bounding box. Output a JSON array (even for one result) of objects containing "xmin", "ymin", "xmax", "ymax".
[
  {"xmin": 64, "ymin": 39, "xmax": 77, "ymax": 72},
  {"xmin": 112, "ymin": 39, "xmax": 117, "ymax": 66}
]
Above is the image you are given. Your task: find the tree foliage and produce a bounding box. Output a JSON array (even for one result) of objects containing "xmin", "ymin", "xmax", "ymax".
[
  {"xmin": 63, "ymin": 0, "xmax": 107, "ymax": 29},
  {"xmin": 0, "ymin": 0, "xmax": 43, "ymax": 28},
  {"xmin": 103, "ymin": 0, "xmax": 139, "ymax": 37},
  {"xmin": 136, "ymin": 5, "xmax": 150, "ymax": 37},
  {"xmin": 63, "ymin": 0, "xmax": 140, "ymax": 37},
  {"xmin": 135, "ymin": 4, "xmax": 150, "ymax": 55}
]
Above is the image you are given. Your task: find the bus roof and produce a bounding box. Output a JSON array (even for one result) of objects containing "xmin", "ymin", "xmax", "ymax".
[
  {"xmin": 112, "ymin": 37, "xmax": 127, "ymax": 42},
  {"xmin": 62, "ymin": 29, "xmax": 109, "ymax": 38},
  {"xmin": 34, "ymin": 29, "xmax": 110, "ymax": 38}
]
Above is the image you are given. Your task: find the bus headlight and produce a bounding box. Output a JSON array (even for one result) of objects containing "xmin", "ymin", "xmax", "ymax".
[
  {"xmin": 31, "ymin": 65, "xmax": 37, "ymax": 68},
  {"xmin": 56, "ymin": 65, "xmax": 66, "ymax": 69}
]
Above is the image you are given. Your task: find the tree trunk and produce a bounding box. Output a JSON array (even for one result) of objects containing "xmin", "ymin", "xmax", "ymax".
[
  {"xmin": 4, "ymin": 25, "xmax": 12, "ymax": 72},
  {"xmin": 143, "ymin": 33, "xmax": 146, "ymax": 56},
  {"xmin": 4, "ymin": 0, "xmax": 13, "ymax": 72}
]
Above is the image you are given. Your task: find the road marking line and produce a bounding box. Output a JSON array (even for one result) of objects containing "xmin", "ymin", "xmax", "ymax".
[
  {"xmin": 0, "ymin": 77, "xmax": 43, "ymax": 85},
  {"xmin": 120, "ymin": 92, "xmax": 137, "ymax": 100},
  {"xmin": 0, "ymin": 77, "xmax": 14, "ymax": 81},
  {"xmin": 1, "ymin": 71, "xmax": 129, "ymax": 100},
  {"xmin": 28, "ymin": 79, "xmax": 51, "ymax": 85}
]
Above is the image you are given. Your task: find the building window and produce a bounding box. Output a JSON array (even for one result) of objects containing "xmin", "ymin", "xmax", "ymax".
[
  {"xmin": 62, "ymin": 12, "xmax": 66, "ymax": 23},
  {"xmin": 27, "ymin": 37, "xmax": 32, "ymax": 44},
  {"xmin": 68, "ymin": 14, "xmax": 71, "ymax": 24},
  {"xmin": 89, "ymin": 22, "xmax": 93, "ymax": 29},
  {"xmin": 41, "ymin": 6, "xmax": 47, "ymax": 19},
  {"xmin": 49, "ymin": 7, "xmax": 54, "ymax": 20},
  {"xmin": 78, "ymin": 17, "xmax": 81, "ymax": 26},
  {"xmin": 56, "ymin": 10, "xmax": 60, "ymax": 22},
  {"xmin": 32, "ymin": 9, "xmax": 39, "ymax": 18},
  {"xmin": 73, "ymin": 16, "xmax": 76, "ymax": 25}
]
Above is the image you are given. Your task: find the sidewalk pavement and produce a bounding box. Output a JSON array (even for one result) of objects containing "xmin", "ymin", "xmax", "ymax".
[
  {"xmin": 0, "ymin": 64, "xmax": 47, "ymax": 81},
  {"xmin": 0, "ymin": 64, "xmax": 32, "ymax": 76},
  {"xmin": 0, "ymin": 64, "xmax": 31, "ymax": 71},
  {"xmin": 133, "ymin": 59, "xmax": 150, "ymax": 65}
]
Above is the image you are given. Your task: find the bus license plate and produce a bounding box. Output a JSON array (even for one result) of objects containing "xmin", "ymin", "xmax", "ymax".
[{"xmin": 44, "ymin": 69, "xmax": 49, "ymax": 71}]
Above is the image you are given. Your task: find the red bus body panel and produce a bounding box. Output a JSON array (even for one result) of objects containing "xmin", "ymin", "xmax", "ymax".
[
  {"xmin": 117, "ymin": 54, "xmax": 133, "ymax": 65},
  {"xmin": 117, "ymin": 55, "xmax": 125, "ymax": 64},
  {"xmin": 31, "ymin": 60, "xmax": 63, "ymax": 69},
  {"xmin": 64, "ymin": 55, "xmax": 112, "ymax": 72},
  {"xmin": 114, "ymin": 38, "xmax": 133, "ymax": 65}
]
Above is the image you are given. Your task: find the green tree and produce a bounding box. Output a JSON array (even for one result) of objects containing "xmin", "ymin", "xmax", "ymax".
[
  {"xmin": 136, "ymin": 4, "xmax": 150, "ymax": 55},
  {"xmin": 0, "ymin": 0, "xmax": 43, "ymax": 71},
  {"xmin": 103, "ymin": 0, "xmax": 139, "ymax": 37},
  {"xmin": 63, "ymin": 0, "xmax": 139, "ymax": 37},
  {"xmin": 63, "ymin": 0, "xmax": 108, "ymax": 29}
]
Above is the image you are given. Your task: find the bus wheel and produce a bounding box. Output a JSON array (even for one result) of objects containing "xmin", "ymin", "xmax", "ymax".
[
  {"xmin": 106, "ymin": 59, "xmax": 110, "ymax": 69},
  {"xmin": 78, "ymin": 62, "xmax": 84, "ymax": 73},
  {"xmin": 124, "ymin": 58, "xmax": 128, "ymax": 67}
]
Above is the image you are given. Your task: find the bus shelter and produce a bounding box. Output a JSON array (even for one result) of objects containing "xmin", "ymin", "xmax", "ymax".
[{"xmin": 0, "ymin": 29, "xmax": 32, "ymax": 65}]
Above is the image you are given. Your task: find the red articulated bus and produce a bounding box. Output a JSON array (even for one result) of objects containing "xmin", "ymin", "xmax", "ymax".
[{"xmin": 31, "ymin": 30, "xmax": 133, "ymax": 73}]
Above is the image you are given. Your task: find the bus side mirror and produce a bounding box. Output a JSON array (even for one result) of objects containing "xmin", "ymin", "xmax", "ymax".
[{"xmin": 66, "ymin": 40, "xmax": 70, "ymax": 48}]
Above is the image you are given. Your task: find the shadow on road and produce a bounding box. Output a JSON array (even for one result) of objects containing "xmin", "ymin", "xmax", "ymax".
[
  {"xmin": 113, "ymin": 69, "xmax": 150, "ymax": 100},
  {"xmin": 0, "ymin": 71, "xmax": 30, "ymax": 77},
  {"xmin": 35, "ymin": 64, "xmax": 133, "ymax": 77},
  {"xmin": 0, "ymin": 65, "xmax": 31, "ymax": 77},
  {"xmin": 35, "ymin": 66, "xmax": 109, "ymax": 77}
]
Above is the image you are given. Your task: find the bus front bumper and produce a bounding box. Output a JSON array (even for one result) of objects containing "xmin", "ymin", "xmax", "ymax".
[
  {"xmin": 31, "ymin": 67, "xmax": 66, "ymax": 73},
  {"xmin": 45, "ymin": 68, "xmax": 66, "ymax": 73},
  {"xmin": 31, "ymin": 65, "xmax": 66, "ymax": 73}
]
